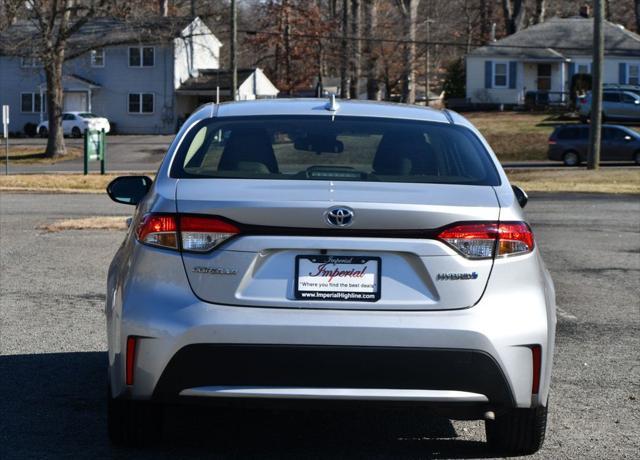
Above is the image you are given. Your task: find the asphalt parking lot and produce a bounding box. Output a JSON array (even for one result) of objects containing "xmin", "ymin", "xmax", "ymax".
[{"xmin": 0, "ymin": 192, "xmax": 638, "ymax": 459}]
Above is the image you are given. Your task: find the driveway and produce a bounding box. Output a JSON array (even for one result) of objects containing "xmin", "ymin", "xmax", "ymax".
[{"xmin": 0, "ymin": 192, "xmax": 638, "ymax": 458}]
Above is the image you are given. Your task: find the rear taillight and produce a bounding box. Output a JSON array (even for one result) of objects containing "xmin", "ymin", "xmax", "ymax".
[
  {"xmin": 136, "ymin": 214, "xmax": 178, "ymax": 249},
  {"xmin": 548, "ymin": 139, "xmax": 556, "ymax": 145},
  {"xmin": 180, "ymin": 215, "xmax": 240, "ymax": 252},
  {"xmin": 135, "ymin": 213, "xmax": 239, "ymax": 252},
  {"xmin": 437, "ymin": 222, "xmax": 534, "ymax": 259}
]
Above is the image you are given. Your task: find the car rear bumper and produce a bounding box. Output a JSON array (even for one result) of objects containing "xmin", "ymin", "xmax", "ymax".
[
  {"xmin": 151, "ymin": 344, "xmax": 514, "ymax": 409},
  {"xmin": 107, "ymin": 245, "xmax": 555, "ymax": 413}
]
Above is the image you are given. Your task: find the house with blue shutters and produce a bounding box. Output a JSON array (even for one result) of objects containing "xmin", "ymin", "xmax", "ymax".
[
  {"xmin": 465, "ymin": 15, "xmax": 640, "ymax": 105},
  {"xmin": 0, "ymin": 16, "xmax": 278, "ymax": 135}
]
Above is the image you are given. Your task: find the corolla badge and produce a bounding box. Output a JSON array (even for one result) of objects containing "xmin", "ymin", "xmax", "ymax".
[
  {"xmin": 192, "ymin": 266, "xmax": 237, "ymax": 275},
  {"xmin": 325, "ymin": 206, "xmax": 355, "ymax": 227},
  {"xmin": 436, "ymin": 272, "xmax": 479, "ymax": 281}
]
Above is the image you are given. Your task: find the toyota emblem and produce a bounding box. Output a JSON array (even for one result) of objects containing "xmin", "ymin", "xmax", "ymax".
[{"xmin": 325, "ymin": 206, "xmax": 354, "ymax": 227}]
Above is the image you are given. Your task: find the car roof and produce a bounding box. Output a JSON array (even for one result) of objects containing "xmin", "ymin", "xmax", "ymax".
[{"xmin": 209, "ymin": 98, "xmax": 454, "ymax": 124}]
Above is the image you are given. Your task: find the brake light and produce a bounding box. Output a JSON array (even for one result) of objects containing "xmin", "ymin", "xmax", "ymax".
[
  {"xmin": 136, "ymin": 214, "xmax": 178, "ymax": 249},
  {"xmin": 548, "ymin": 139, "xmax": 556, "ymax": 145},
  {"xmin": 180, "ymin": 215, "xmax": 240, "ymax": 252},
  {"xmin": 135, "ymin": 214, "xmax": 239, "ymax": 252},
  {"xmin": 437, "ymin": 222, "xmax": 534, "ymax": 259}
]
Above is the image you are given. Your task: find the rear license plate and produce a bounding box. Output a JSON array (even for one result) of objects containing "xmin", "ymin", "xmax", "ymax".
[{"xmin": 295, "ymin": 255, "xmax": 381, "ymax": 302}]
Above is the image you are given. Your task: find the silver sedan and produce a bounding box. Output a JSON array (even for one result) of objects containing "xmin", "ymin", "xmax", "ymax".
[{"xmin": 105, "ymin": 98, "xmax": 556, "ymax": 455}]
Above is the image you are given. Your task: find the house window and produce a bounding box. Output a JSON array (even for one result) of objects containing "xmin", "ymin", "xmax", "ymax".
[
  {"xmin": 128, "ymin": 93, "xmax": 154, "ymax": 113},
  {"xmin": 576, "ymin": 62, "xmax": 591, "ymax": 74},
  {"xmin": 21, "ymin": 93, "xmax": 43, "ymax": 113},
  {"xmin": 20, "ymin": 56, "xmax": 43, "ymax": 68},
  {"xmin": 493, "ymin": 62, "xmax": 508, "ymax": 88},
  {"xmin": 90, "ymin": 49, "xmax": 105, "ymax": 67},
  {"xmin": 129, "ymin": 47, "xmax": 154, "ymax": 67},
  {"xmin": 628, "ymin": 65, "xmax": 639, "ymax": 85}
]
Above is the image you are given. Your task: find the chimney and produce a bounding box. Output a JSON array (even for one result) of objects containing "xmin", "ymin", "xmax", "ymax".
[{"xmin": 579, "ymin": 4, "xmax": 590, "ymax": 18}]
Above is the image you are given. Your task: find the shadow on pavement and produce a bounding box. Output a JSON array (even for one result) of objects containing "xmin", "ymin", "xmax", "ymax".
[{"xmin": 0, "ymin": 352, "xmax": 499, "ymax": 459}]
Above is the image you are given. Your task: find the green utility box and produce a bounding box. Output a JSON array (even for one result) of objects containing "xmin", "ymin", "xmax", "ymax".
[{"xmin": 84, "ymin": 129, "xmax": 106, "ymax": 174}]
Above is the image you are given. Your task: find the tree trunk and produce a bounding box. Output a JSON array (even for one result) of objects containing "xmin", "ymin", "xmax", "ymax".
[
  {"xmin": 363, "ymin": 0, "xmax": 380, "ymax": 100},
  {"xmin": 400, "ymin": 0, "xmax": 418, "ymax": 104},
  {"xmin": 534, "ymin": 0, "xmax": 546, "ymax": 24},
  {"xmin": 44, "ymin": 54, "xmax": 66, "ymax": 158},
  {"xmin": 502, "ymin": 0, "xmax": 525, "ymax": 35},
  {"xmin": 349, "ymin": 0, "xmax": 361, "ymax": 99},
  {"xmin": 340, "ymin": 0, "xmax": 350, "ymax": 98},
  {"xmin": 283, "ymin": 2, "xmax": 292, "ymax": 94},
  {"xmin": 636, "ymin": 0, "xmax": 640, "ymax": 33}
]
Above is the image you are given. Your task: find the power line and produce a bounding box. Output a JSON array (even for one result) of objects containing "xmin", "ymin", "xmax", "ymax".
[{"xmin": 239, "ymin": 28, "xmax": 640, "ymax": 54}]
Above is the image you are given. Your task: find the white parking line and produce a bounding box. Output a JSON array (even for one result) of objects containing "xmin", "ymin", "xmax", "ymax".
[{"xmin": 557, "ymin": 306, "xmax": 578, "ymax": 321}]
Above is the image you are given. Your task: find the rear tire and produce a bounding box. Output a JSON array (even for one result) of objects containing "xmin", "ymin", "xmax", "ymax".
[
  {"xmin": 485, "ymin": 405, "xmax": 548, "ymax": 456},
  {"xmin": 634, "ymin": 151, "xmax": 640, "ymax": 165},
  {"xmin": 39, "ymin": 127, "xmax": 48, "ymax": 138},
  {"xmin": 71, "ymin": 126, "xmax": 82, "ymax": 138},
  {"xmin": 563, "ymin": 150, "xmax": 580, "ymax": 166},
  {"xmin": 107, "ymin": 387, "xmax": 163, "ymax": 446}
]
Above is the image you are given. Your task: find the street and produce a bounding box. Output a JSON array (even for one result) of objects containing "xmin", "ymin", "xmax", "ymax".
[{"xmin": 0, "ymin": 192, "xmax": 638, "ymax": 459}]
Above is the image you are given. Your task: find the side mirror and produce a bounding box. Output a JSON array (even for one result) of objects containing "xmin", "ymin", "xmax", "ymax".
[
  {"xmin": 106, "ymin": 176, "xmax": 152, "ymax": 205},
  {"xmin": 512, "ymin": 185, "xmax": 528, "ymax": 208}
]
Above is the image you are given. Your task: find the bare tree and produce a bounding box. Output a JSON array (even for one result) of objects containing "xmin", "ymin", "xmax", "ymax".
[
  {"xmin": 363, "ymin": 0, "xmax": 380, "ymax": 100},
  {"xmin": 395, "ymin": 0, "xmax": 420, "ymax": 104},
  {"xmin": 1, "ymin": 0, "xmax": 169, "ymax": 158},
  {"xmin": 635, "ymin": 0, "xmax": 640, "ymax": 32},
  {"xmin": 340, "ymin": 0, "xmax": 350, "ymax": 98},
  {"xmin": 502, "ymin": 0, "xmax": 525, "ymax": 35},
  {"xmin": 349, "ymin": 0, "xmax": 361, "ymax": 99},
  {"xmin": 533, "ymin": 0, "xmax": 546, "ymax": 24}
]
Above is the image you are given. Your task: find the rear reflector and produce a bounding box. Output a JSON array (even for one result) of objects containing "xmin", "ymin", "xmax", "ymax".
[
  {"xmin": 530, "ymin": 345, "xmax": 542, "ymax": 394},
  {"xmin": 125, "ymin": 336, "xmax": 137, "ymax": 386},
  {"xmin": 438, "ymin": 221, "xmax": 534, "ymax": 259}
]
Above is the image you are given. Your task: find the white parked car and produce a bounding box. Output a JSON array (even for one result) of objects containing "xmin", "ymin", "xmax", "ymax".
[{"xmin": 37, "ymin": 112, "xmax": 111, "ymax": 138}]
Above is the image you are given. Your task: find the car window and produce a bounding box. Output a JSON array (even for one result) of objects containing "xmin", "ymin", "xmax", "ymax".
[
  {"xmin": 78, "ymin": 113, "xmax": 98, "ymax": 118},
  {"xmin": 62, "ymin": 114, "xmax": 75, "ymax": 121},
  {"xmin": 622, "ymin": 93, "xmax": 637, "ymax": 104},
  {"xmin": 172, "ymin": 116, "xmax": 501, "ymax": 186},
  {"xmin": 603, "ymin": 92, "xmax": 621, "ymax": 103},
  {"xmin": 603, "ymin": 128, "xmax": 626, "ymax": 141},
  {"xmin": 557, "ymin": 127, "xmax": 588, "ymax": 140}
]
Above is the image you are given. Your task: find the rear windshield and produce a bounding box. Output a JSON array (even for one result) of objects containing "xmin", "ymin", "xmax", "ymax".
[{"xmin": 170, "ymin": 116, "xmax": 501, "ymax": 186}]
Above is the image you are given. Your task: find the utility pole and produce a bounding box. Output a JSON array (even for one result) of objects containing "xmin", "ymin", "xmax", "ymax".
[
  {"xmin": 230, "ymin": 0, "xmax": 238, "ymax": 101},
  {"xmin": 588, "ymin": 0, "xmax": 604, "ymax": 170},
  {"xmin": 424, "ymin": 17, "xmax": 435, "ymax": 106}
]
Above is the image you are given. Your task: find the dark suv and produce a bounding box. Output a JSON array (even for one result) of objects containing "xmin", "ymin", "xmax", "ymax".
[{"xmin": 548, "ymin": 124, "xmax": 640, "ymax": 166}]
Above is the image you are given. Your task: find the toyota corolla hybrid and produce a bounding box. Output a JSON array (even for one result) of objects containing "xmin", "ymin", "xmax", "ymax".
[{"xmin": 105, "ymin": 98, "xmax": 556, "ymax": 455}]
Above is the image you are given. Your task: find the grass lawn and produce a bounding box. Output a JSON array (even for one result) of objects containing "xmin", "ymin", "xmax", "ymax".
[
  {"xmin": 463, "ymin": 112, "xmax": 565, "ymax": 162},
  {"xmin": 3, "ymin": 145, "xmax": 83, "ymax": 164},
  {"xmin": 1, "ymin": 169, "xmax": 638, "ymax": 195}
]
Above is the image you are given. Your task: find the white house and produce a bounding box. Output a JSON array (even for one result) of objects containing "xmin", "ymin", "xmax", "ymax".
[{"xmin": 466, "ymin": 16, "xmax": 640, "ymax": 105}]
